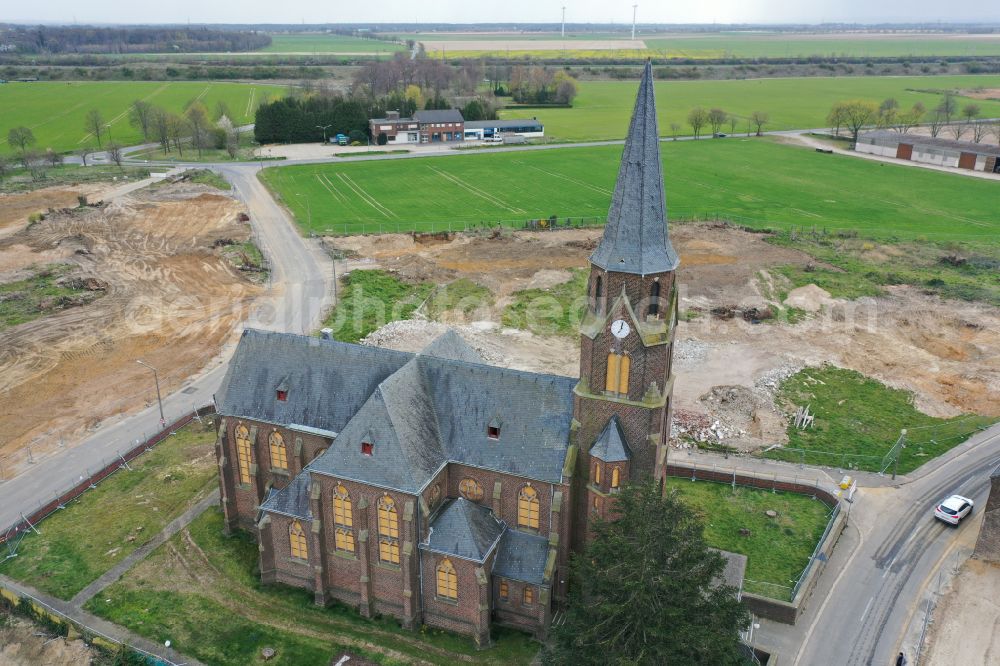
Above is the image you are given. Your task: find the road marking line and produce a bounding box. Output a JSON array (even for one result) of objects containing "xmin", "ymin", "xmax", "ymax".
[{"xmin": 860, "ymin": 595, "xmax": 876, "ymax": 623}]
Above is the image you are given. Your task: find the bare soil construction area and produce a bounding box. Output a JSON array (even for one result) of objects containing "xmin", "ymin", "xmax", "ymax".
[
  {"xmin": 0, "ymin": 181, "xmax": 261, "ymax": 474},
  {"xmin": 336, "ymin": 224, "xmax": 1000, "ymax": 449}
]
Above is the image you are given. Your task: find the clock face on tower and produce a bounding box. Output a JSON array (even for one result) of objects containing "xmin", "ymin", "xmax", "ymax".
[{"xmin": 610, "ymin": 319, "xmax": 631, "ymax": 339}]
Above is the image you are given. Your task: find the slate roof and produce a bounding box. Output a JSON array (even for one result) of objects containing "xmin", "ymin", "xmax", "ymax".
[
  {"xmin": 414, "ymin": 109, "xmax": 464, "ymax": 124},
  {"xmin": 493, "ymin": 529, "xmax": 550, "ymax": 586},
  {"xmin": 590, "ymin": 60, "xmax": 680, "ymax": 276},
  {"xmin": 215, "ymin": 329, "xmax": 412, "ymax": 434},
  {"xmin": 260, "ymin": 473, "xmax": 312, "ymax": 520},
  {"xmin": 219, "ymin": 329, "xmax": 576, "ymax": 493},
  {"xmin": 421, "ymin": 498, "xmax": 505, "ymax": 562},
  {"xmin": 465, "ymin": 119, "xmax": 543, "ymax": 130},
  {"xmin": 589, "ymin": 416, "xmax": 632, "ymax": 463}
]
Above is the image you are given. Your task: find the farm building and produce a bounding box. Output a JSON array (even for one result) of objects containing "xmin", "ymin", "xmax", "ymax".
[
  {"xmin": 856, "ymin": 130, "xmax": 1000, "ymax": 173},
  {"xmin": 464, "ymin": 119, "xmax": 545, "ymax": 141},
  {"xmin": 369, "ymin": 109, "xmax": 465, "ymax": 144}
]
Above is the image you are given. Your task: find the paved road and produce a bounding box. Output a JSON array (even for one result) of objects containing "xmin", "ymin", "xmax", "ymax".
[
  {"xmin": 755, "ymin": 423, "xmax": 1000, "ymax": 665},
  {"xmin": 0, "ymin": 164, "xmax": 333, "ymax": 530}
]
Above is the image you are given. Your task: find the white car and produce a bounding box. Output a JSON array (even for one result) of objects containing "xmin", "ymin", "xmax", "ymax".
[{"xmin": 934, "ymin": 495, "xmax": 974, "ymax": 525}]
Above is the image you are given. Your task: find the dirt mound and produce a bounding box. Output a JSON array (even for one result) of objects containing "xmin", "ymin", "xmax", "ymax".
[
  {"xmin": 0, "ymin": 181, "xmax": 261, "ymax": 470},
  {"xmin": 784, "ymin": 284, "xmax": 835, "ymax": 312}
]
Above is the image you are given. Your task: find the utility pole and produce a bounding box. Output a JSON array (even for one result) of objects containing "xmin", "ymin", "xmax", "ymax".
[
  {"xmin": 136, "ymin": 360, "xmax": 166, "ymax": 428},
  {"xmin": 631, "ymin": 4, "xmax": 638, "ymax": 41},
  {"xmin": 561, "ymin": 7, "xmax": 566, "ymax": 38},
  {"xmin": 316, "ymin": 124, "xmax": 332, "ymax": 145}
]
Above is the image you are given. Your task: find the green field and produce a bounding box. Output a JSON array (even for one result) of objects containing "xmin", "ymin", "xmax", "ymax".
[
  {"xmin": 0, "ymin": 420, "xmax": 217, "ymax": 599},
  {"xmin": 0, "ymin": 81, "xmax": 285, "ymax": 155},
  {"xmin": 261, "ymin": 139, "xmax": 999, "ymax": 243},
  {"xmin": 642, "ymin": 32, "xmax": 1000, "ymax": 59},
  {"xmin": 501, "ymin": 75, "xmax": 1000, "ymax": 141},
  {"xmin": 664, "ymin": 477, "xmax": 832, "ymax": 599},
  {"xmin": 262, "ymin": 33, "xmax": 406, "ymax": 53}
]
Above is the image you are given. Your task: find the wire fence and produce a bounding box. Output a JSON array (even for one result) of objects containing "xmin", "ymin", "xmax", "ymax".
[
  {"xmin": 0, "ymin": 583, "xmax": 185, "ymax": 666},
  {"xmin": 1, "ymin": 405, "xmax": 215, "ymax": 553},
  {"xmin": 663, "ymin": 461, "xmax": 842, "ymax": 603}
]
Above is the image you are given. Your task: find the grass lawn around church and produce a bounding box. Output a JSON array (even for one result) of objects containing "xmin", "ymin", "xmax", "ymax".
[
  {"xmin": 664, "ymin": 477, "xmax": 834, "ymax": 600},
  {"xmin": 87, "ymin": 508, "xmax": 540, "ymax": 666}
]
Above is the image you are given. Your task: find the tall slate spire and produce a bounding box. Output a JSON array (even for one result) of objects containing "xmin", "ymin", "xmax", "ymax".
[{"xmin": 589, "ymin": 61, "xmax": 679, "ymax": 275}]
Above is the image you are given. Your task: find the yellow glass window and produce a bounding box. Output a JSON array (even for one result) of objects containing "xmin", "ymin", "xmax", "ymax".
[
  {"xmin": 594, "ymin": 463, "xmax": 601, "ymax": 485},
  {"xmin": 437, "ymin": 558, "xmax": 458, "ymax": 600},
  {"xmin": 378, "ymin": 495, "xmax": 400, "ymax": 564},
  {"xmin": 523, "ymin": 586, "xmax": 534, "ymax": 605},
  {"xmin": 289, "ymin": 520, "xmax": 308, "ymax": 559},
  {"xmin": 235, "ymin": 424, "xmax": 252, "ymax": 485},
  {"xmin": 605, "ymin": 353, "xmax": 630, "ymax": 394},
  {"xmin": 459, "ymin": 478, "xmax": 484, "ymax": 501},
  {"xmin": 518, "ymin": 485, "xmax": 539, "ymax": 529},
  {"xmin": 333, "ymin": 484, "xmax": 354, "ymax": 553},
  {"xmin": 269, "ymin": 431, "xmax": 287, "ymax": 471},
  {"xmin": 499, "ymin": 579, "xmax": 508, "ymax": 600},
  {"xmin": 611, "ymin": 467, "xmax": 620, "ymax": 488}
]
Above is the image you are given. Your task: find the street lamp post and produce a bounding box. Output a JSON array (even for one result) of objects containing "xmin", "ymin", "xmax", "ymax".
[
  {"xmin": 316, "ymin": 124, "xmax": 332, "ymax": 145},
  {"xmin": 136, "ymin": 360, "xmax": 166, "ymax": 428}
]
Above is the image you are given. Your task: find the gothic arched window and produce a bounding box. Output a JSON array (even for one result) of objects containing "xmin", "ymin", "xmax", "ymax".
[{"xmin": 518, "ymin": 485, "xmax": 540, "ymax": 529}]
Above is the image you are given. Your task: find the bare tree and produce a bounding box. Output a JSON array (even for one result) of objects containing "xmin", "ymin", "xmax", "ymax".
[
  {"xmin": 750, "ymin": 111, "xmax": 770, "ymax": 136},
  {"xmin": 107, "ymin": 142, "xmax": 123, "ymax": 168},
  {"xmin": 186, "ymin": 103, "xmax": 212, "ymax": 157},
  {"xmin": 129, "ymin": 100, "xmax": 154, "ymax": 142},
  {"xmin": 972, "ymin": 120, "xmax": 989, "ymax": 143},
  {"xmin": 938, "ymin": 93, "xmax": 957, "ymax": 124},
  {"xmin": 669, "ymin": 122, "xmax": 681, "ymax": 140},
  {"xmin": 167, "ymin": 114, "xmax": 188, "ymax": 156},
  {"xmin": 962, "ymin": 103, "xmax": 987, "ymax": 142},
  {"xmin": 841, "ymin": 100, "xmax": 878, "ymax": 147},
  {"xmin": 44, "ymin": 149, "xmax": 62, "ymax": 168},
  {"xmin": 84, "ymin": 109, "xmax": 106, "ymax": 149},
  {"xmin": 827, "ymin": 102, "xmax": 848, "ymax": 136},
  {"xmin": 729, "ymin": 114, "xmax": 739, "ymax": 135},
  {"xmin": 7, "ymin": 126, "xmax": 36, "ymax": 167},
  {"xmin": 877, "ymin": 98, "xmax": 899, "ymax": 129},
  {"xmin": 950, "ymin": 122, "xmax": 965, "ymax": 140},
  {"xmin": 687, "ymin": 107, "xmax": 708, "ymax": 139},
  {"xmin": 77, "ymin": 146, "xmax": 92, "ymax": 166},
  {"xmin": 928, "ymin": 110, "xmax": 946, "ymax": 137},
  {"xmin": 708, "ymin": 108, "xmax": 728, "ymax": 136},
  {"xmin": 151, "ymin": 108, "xmax": 171, "ymax": 153},
  {"xmin": 893, "ymin": 102, "xmax": 925, "ymax": 134}
]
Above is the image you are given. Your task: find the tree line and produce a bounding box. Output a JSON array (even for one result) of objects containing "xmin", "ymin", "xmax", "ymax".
[
  {"xmin": 0, "ymin": 26, "xmax": 270, "ymax": 54},
  {"xmin": 680, "ymin": 107, "xmax": 771, "ymax": 139},
  {"xmin": 828, "ymin": 95, "xmax": 1000, "ymax": 145}
]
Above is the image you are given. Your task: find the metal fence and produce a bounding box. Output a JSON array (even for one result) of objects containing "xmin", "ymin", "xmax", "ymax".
[
  {"xmin": 664, "ymin": 461, "xmax": 842, "ymax": 603},
  {"xmin": 1, "ymin": 405, "xmax": 215, "ymax": 554},
  {"xmin": 0, "ymin": 583, "xmax": 184, "ymax": 666}
]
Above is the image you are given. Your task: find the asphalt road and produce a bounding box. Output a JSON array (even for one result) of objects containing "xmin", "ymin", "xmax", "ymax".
[
  {"xmin": 0, "ymin": 164, "xmax": 333, "ymax": 531},
  {"xmin": 758, "ymin": 423, "xmax": 1000, "ymax": 666}
]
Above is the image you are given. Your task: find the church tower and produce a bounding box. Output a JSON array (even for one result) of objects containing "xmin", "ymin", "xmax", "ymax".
[{"xmin": 572, "ymin": 62, "xmax": 679, "ymax": 547}]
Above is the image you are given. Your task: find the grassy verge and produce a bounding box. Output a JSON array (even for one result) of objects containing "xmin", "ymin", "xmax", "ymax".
[
  {"xmin": 336, "ymin": 150, "xmax": 410, "ymax": 158},
  {"xmin": 768, "ymin": 233, "xmax": 1000, "ymax": 307},
  {"xmin": 0, "ymin": 164, "xmax": 152, "ymax": 194},
  {"xmin": 322, "ymin": 270, "xmax": 433, "ymax": 343},
  {"xmin": 424, "ymin": 278, "xmax": 494, "ymax": 320},
  {"xmin": 501, "ymin": 269, "xmax": 588, "ymax": 336},
  {"xmin": 765, "ymin": 365, "xmax": 997, "ymax": 473},
  {"xmin": 664, "ymin": 478, "xmax": 832, "ymax": 599},
  {"xmin": 220, "ymin": 240, "xmax": 269, "ymax": 283},
  {"xmin": 0, "ymin": 420, "xmax": 218, "ymax": 599},
  {"xmin": 88, "ymin": 508, "xmax": 540, "ymax": 665},
  {"xmin": 0, "ymin": 264, "xmax": 105, "ymax": 331},
  {"xmin": 184, "ymin": 169, "xmax": 231, "ymax": 190}
]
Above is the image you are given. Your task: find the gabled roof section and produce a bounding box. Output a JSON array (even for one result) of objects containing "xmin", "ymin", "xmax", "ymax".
[
  {"xmin": 215, "ymin": 329, "xmax": 412, "ymax": 434},
  {"xmin": 493, "ymin": 529, "xmax": 550, "ymax": 586},
  {"xmin": 590, "ymin": 61, "xmax": 680, "ymax": 276},
  {"xmin": 418, "ymin": 329, "xmax": 483, "ymax": 364},
  {"xmin": 590, "ymin": 416, "xmax": 632, "ymax": 463},
  {"xmin": 260, "ymin": 472, "xmax": 312, "ymax": 521},
  {"xmin": 421, "ymin": 498, "xmax": 505, "ymax": 563},
  {"xmin": 414, "ymin": 109, "xmax": 464, "ymax": 123},
  {"xmin": 421, "ymin": 358, "xmax": 576, "ymax": 484},
  {"xmin": 308, "ymin": 359, "xmax": 446, "ymax": 493}
]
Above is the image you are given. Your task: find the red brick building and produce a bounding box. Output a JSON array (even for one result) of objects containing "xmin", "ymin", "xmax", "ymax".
[{"xmin": 214, "ymin": 62, "xmax": 681, "ymax": 646}]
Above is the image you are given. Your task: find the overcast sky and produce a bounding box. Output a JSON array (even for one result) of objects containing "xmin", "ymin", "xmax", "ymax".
[{"xmin": 4, "ymin": 0, "xmax": 999, "ymax": 25}]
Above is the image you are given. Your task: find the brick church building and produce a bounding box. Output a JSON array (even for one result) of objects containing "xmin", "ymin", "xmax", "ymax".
[{"xmin": 212, "ymin": 62, "xmax": 679, "ymax": 647}]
